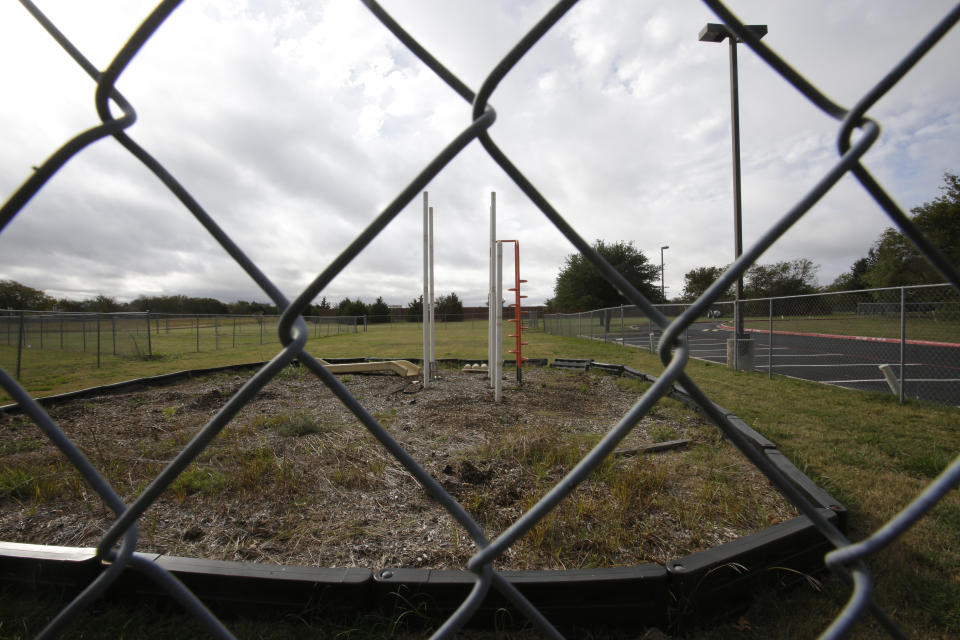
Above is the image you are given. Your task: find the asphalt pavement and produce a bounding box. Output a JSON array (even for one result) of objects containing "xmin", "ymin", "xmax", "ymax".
[{"xmin": 615, "ymin": 322, "xmax": 960, "ymax": 407}]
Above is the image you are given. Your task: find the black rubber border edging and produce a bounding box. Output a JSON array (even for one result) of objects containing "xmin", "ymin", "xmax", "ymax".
[{"xmin": 0, "ymin": 357, "xmax": 845, "ymax": 631}]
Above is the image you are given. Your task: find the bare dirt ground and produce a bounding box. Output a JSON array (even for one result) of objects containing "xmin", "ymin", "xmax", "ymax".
[{"xmin": 0, "ymin": 365, "xmax": 796, "ymax": 571}]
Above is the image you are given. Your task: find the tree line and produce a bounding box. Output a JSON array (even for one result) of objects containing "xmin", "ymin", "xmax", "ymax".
[
  {"xmin": 0, "ymin": 283, "xmax": 463, "ymax": 322},
  {"xmin": 545, "ymin": 172, "xmax": 957, "ymax": 312}
]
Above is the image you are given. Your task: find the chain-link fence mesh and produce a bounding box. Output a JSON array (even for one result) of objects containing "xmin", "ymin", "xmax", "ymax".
[
  {"xmin": 1, "ymin": 0, "xmax": 959, "ymax": 638},
  {"xmin": 0, "ymin": 311, "xmax": 360, "ymax": 381},
  {"xmin": 546, "ymin": 283, "xmax": 960, "ymax": 406}
]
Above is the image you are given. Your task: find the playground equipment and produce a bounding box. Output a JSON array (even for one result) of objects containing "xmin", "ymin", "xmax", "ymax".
[
  {"xmin": 499, "ymin": 239, "xmax": 529, "ymax": 384},
  {"xmin": 423, "ymin": 192, "xmax": 436, "ymax": 387},
  {"xmin": 319, "ymin": 359, "xmax": 421, "ymax": 378},
  {"xmin": 488, "ymin": 192, "xmax": 529, "ymax": 401}
]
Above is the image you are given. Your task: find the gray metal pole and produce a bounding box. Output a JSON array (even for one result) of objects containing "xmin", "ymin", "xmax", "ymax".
[
  {"xmin": 15, "ymin": 312, "xmax": 24, "ymax": 380},
  {"xmin": 729, "ymin": 37, "xmax": 745, "ymax": 344},
  {"xmin": 768, "ymin": 298, "xmax": 773, "ymax": 379},
  {"xmin": 899, "ymin": 287, "xmax": 906, "ymax": 403},
  {"xmin": 429, "ymin": 205, "xmax": 435, "ymax": 372},
  {"xmin": 96, "ymin": 314, "xmax": 101, "ymax": 369},
  {"xmin": 422, "ymin": 191, "xmax": 430, "ymax": 387},
  {"xmin": 146, "ymin": 312, "xmax": 152, "ymax": 358},
  {"xmin": 489, "ymin": 191, "xmax": 496, "ymax": 386}
]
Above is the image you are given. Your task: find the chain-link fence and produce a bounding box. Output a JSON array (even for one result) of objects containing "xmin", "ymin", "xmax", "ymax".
[
  {"xmin": 546, "ymin": 283, "xmax": 960, "ymax": 406},
  {"xmin": 0, "ymin": 310, "xmax": 359, "ymax": 381},
  {"xmin": 1, "ymin": 0, "xmax": 959, "ymax": 638}
]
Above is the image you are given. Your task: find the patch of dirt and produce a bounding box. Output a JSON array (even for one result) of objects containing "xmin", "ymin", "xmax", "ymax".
[{"xmin": 0, "ymin": 366, "xmax": 797, "ymax": 571}]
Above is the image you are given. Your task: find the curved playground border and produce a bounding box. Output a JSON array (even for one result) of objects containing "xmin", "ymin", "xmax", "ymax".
[{"xmin": 0, "ymin": 357, "xmax": 845, "ymax": 631}]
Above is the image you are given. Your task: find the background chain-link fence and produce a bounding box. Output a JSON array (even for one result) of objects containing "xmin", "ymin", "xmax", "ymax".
[
  {"xmin": 1, "ymin": 0, "xmax": 959, "ymax": 638},
  {"xmin": 545, "ymin": 282, "xmax": 960, "ymax": 407},
  {"xmin": 0, "ymin": 310, "xmax": 360, "ymax": 380}
]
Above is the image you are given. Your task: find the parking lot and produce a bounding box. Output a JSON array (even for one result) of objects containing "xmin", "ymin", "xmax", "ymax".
[{"xmin": 619, "ymin": 322, "xmax": 960, "ymax": 407}]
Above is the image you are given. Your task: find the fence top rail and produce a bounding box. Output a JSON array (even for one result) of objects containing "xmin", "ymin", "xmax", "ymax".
[{"xmin": 542, "ymin": 282, "xmax": 957, "ymax": 316}]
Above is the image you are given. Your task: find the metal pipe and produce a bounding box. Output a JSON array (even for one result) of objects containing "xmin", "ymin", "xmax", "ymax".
[
  {"xmin": 489, "ymin": 192, "xmax": 496, "ymax": 386},
  {"xmin": 495, "ymin": 241, "xmax": 503, "ymax": 402},
  {"xmin": 429, "ymin": 205, "xmax": 436, "ymax": 373},
  {"xmin": 422, "ymin": 191, "xmax": 430, "ymax": 387}
]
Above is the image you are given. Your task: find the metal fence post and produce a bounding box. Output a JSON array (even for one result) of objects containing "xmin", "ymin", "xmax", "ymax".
[
  {"xmin": 899, "ymin": 286, "xmax": 905, "ymax": 403},
  {"xmin": 620, "ymin": 305, "xmax": 624, "ymax": 346},
  {"xmin": 146, "ymin": 312, "xmax": 152, "ymax": 358},
  {"xmin": 196, "ymin": 315, "xmax": 200, "ymax": 353},
  {"xmin": 96, "ymin": 314, "xmax": 101, "ymax": 369},
  {"xmin": 768, "ymin": 298, "xmax": 773, "ymax": 379},
  {"xmin": 15, "ymin": 311, "xmax": 24, "ymax": 380},
  {"xmin": 111, "ymin": 316, "xmax": 117, "ymax": 356}
]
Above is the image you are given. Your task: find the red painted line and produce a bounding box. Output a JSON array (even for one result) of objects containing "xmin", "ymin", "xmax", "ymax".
[{"xmin": 717, "ymin": 323, "xmax": 960, "ymax": 349}]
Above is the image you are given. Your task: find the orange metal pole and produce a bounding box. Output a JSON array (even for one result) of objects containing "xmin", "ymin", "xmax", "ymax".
[{"xmin": 499, "ymin": 240, "xmax": 528, "ymax": 384}]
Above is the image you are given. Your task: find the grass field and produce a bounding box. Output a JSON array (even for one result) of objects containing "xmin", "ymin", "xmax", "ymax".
[{"xmin": 0, "ymin": 319, "xmax": 958, "ymax": 638}]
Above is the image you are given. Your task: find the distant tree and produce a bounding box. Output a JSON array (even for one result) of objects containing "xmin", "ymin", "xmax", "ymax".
[
  {"xmin": 436, "ymin": 292, "xmax": 464, "ymax": 321},
  {"xmin": 827, "ymin": 257, "xmax": 870, "ymax": 292},
  {"xmin": 84, "ymin": 295, "xmax": 121, "ymax": 313},
  {"xmin": 368, "ymin": 296, "xmax": 391, "ymax": 323},
  {"xmin": 407, "ymin": 295, "xmax": 423, "ymax": 322},
  {"xmin": 0, "ymin": 280, "xmax": 54, "ymax": 310},
  {"xmin": 862, "ymin": 173, "xmax": 960, "ymax": 289},
  {"xmin": 336, "ymin": 297, "xmax": 367, "ymax": 317},
  {"xmin": 228, "ymin": 300, "xmax": 278, "ymax": 315},
  {"xmin": 744, "ymin": 259, "xmax": 819, "ymax": 298},
  {"xmin": 551, "ymin": 240, "xmax": 661, "ymax": 312},
  {"xmin": 680, "ymin": 266, "xmax": 732, "ymax": 302},
  {"xmin": 128, "ymin": 295, "xmax": 227, "ymax": 314}
]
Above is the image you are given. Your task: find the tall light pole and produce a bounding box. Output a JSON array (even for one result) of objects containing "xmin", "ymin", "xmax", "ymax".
[
  {"xmin": 660, "ymin": 245, "xmax": 669, "ymax": 302},
  {"xmin": 699, "ymin": 22, "xmax": 766, "ymax": 369}
]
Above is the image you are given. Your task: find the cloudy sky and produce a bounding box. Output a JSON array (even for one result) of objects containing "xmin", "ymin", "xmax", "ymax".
[{"xmin": 1, "ymin": 1, "xmax": 958, "ymax": 308}]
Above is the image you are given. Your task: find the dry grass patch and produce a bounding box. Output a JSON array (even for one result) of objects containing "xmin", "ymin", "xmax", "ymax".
[{"xmin": 0, "ymin": 366, "xmax": 796, "ymax": 571}]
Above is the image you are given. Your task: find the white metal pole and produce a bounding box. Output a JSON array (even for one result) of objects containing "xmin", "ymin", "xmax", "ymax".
[
  {"xmin": 422, "ymin": 191, "xmax": 430, "ymax": 387},
  {"xmin": 495, "ymin": 241, "xmax": 503, "ymax": 402},
  {"xmin": 429, "ymin": 205, "xmax": 436, "ymax": 374},
  {"xmin": 488, "ymin": 192, "xmax": 496, "ymax": 386}
]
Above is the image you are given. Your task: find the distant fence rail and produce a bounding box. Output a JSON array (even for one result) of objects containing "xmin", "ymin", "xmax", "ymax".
[{"xmin": 0, "ymin": 311, "xmax": 359, "ymax": 377}]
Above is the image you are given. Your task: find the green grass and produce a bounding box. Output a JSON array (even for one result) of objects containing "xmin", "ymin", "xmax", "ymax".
[{"xmin": 1, "ymin": 320, "xmax": 958, "ymax": 638}]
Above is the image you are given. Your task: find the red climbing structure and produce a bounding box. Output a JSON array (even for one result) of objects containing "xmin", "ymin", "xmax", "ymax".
[{"xmin": 499, "ymin": 240, "xmax": 528, "ymax": 384}]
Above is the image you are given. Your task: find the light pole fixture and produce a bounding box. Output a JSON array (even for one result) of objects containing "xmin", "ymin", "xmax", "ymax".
[
  {"xmin": 699, "ymin": 22, "xmax": 766, "ymax": 342},
  {"xmin": 660, "ymin": 245, "xmax": 669, "ymax": 302}
]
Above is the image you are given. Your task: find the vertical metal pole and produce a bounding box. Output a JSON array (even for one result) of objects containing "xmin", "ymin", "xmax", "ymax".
[
  {"xmin": 429, "ymin": 205, "xmax": 436, "ymax": 373},
  {"xmin": 112, "ymin": 316, "xmax": 116, "ymax": 356},
  {"xmin": 60, "ymin": 317, "xmax": 63, "ymax": 350},
  {"xmin": 422, "ymin": 191, "xmax": 430, "ymax": 387},
  {"xmin": 768, "ymin": 298, "xmax": 773, "ymax": 379},
  {"xmin": 15, "ymin": 312, "xmax": 24, "ymax": 380},
  {"xmin": 39, "ymin": 316, "xmax": 44, "ymax": 350},
  {"xmin": 232, "ymin": 318, "xmax": 237, "ymax": 348},
  {"xmin": 489, "ymin": 192, "xmax": 496, "ymax": 386},
  {"xmin": 495, "ymin": 241, "xmax": 503, "ymax": 402},
  {"xmin": 196, "ymin": 316, "xmax": 200, "ymax": 353},
  {"xmin": 729, "ymin": 37, "xmax": 745, "ymax": 347},
  {"xmin": 620, "ymin": 306, "xmax": 624, "ymax": 346},
  {"xmin": 145, "ymin": 312, "xmax": 152, "ymax": 358},
  {"xmin": 899, "ymin": 287, "xmax": 906, "ymax": 403},
  {"xmin": 96, "ymin": 314, "xmax": 101, "ymax": 369},
  {"xmin": 82, "ymin": 320, "xmax": 87, "ymax": 353}
]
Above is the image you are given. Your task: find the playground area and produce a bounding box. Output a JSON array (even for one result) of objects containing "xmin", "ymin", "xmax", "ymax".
[{"xmin": 0, "ymin": 365, "xmax": 795, "ymax": 571}]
